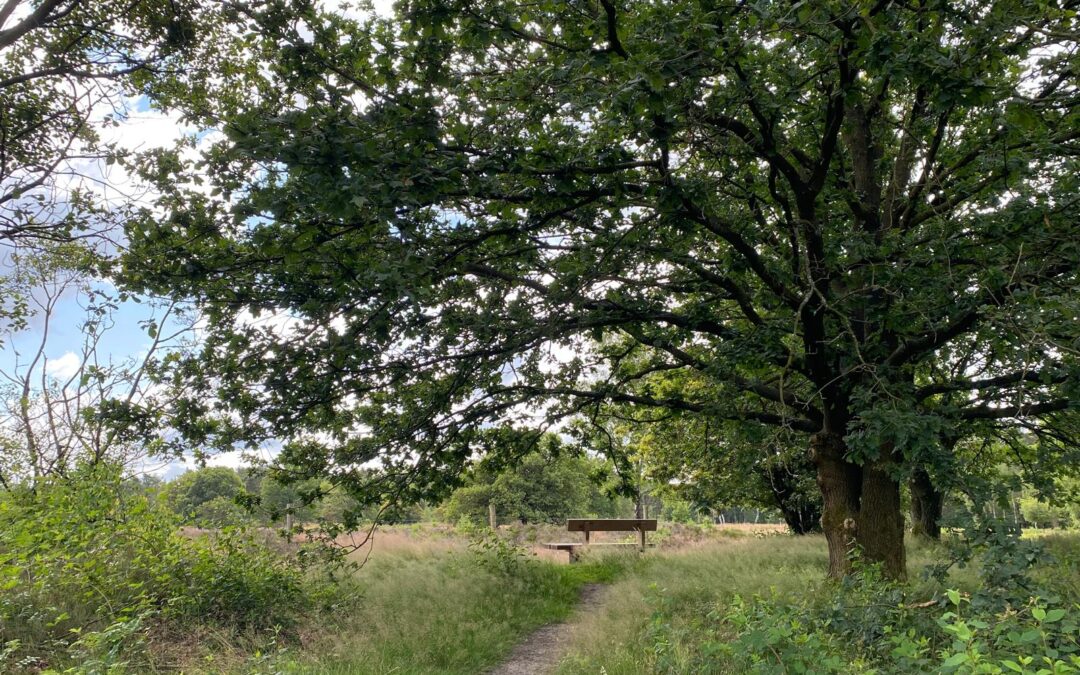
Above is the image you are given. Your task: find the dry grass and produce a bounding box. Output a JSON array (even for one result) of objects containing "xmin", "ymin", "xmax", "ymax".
[
  {"xmin": 339, "ymin": 526, "xmax": 465, "ymax": 561},
  {"xmin": 555, "ymin": 535, "xmax": 830, "ymax": 674}
]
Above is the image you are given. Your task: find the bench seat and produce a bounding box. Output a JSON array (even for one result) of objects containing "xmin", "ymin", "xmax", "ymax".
[
  {"xmin": 543, "ymin": 518, "xmax": 658, "ymax": 562},
  {"xmin": 542, "ymin": 542, "xmax": 651, "ymax": 550}
]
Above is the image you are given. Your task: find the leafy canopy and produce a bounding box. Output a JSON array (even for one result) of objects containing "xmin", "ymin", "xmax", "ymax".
[{"xmin": 124, "ymin": 0, "xmax": 1079, "ymax": 537}]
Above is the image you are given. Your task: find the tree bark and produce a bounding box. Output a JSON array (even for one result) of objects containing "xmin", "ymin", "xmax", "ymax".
[
  {"xmin": 811, "ymin": 431, "xmax": 907, "ymax": 579},
  {"xmin": 856, "ymin": 454, "xmax": 907, "ymax": 579},
  {"xmin": 909, "ymin": 466, "xmax": 943, "ymax": 540},
  {"xmin": 812, "ymin": 431, "xmax": 860, "ymax": 578}
]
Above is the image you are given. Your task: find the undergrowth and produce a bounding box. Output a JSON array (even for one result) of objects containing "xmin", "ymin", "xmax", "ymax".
[
  {"xmin": 558, "ymin": 532, "xmax": 1080, "ymax": 674},
  {"xmin": 0, "ymin": 464, "xmax": 314, "ymax": 674}
]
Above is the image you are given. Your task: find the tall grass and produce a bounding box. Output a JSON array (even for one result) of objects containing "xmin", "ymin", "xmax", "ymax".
[
  {"xmin": 170, "ymin": 527, "xmax": 1080, "ymax": 673},
  {"xmin": 554, "ymin": 534, "xmax": 969, "ymax": 674},
  {"xmin": 236, "ymin": 535, "xmax": 628, "ymax": 674},
  {"xmin": 553, "ymin": 535, "xmax": 823, "ymax": 674}
]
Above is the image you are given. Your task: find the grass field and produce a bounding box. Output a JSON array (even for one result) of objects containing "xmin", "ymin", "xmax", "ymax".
[
  {"xmin": 160, "ymin": 525, "xmax": 1080, "ymax": 674},
  {"xmin": 185, "ymin": 526, "xmax": 628, "ymax": 674}
]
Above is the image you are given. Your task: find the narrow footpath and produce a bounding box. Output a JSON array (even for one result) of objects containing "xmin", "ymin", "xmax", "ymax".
[{"xmin": 488, "ymin": 583, "xmax": 608, "ymax": 675}]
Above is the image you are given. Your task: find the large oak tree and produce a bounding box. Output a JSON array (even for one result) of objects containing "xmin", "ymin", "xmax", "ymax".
[{"xmin": 125, "ymin": 0, "xmax": 1079, "ymax": 578}]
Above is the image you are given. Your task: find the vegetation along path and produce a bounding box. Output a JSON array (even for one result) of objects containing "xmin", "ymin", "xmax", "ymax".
[{"xmin": 489, "ymin": 583, "xmax": 609, "ymax": 675}]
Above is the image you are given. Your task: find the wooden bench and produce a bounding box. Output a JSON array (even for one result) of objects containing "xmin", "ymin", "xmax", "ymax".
[{"xmin": 543, "ymin": 518, "xmax": 658, "ymax": 562}]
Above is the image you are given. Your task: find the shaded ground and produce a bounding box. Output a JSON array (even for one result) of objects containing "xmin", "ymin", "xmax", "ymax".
[{"xmin": 489, "ymin": 583, "xmax": 608, "ymax": 675}]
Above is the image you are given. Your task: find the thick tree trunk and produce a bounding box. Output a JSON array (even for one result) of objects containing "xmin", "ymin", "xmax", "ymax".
[
  {"xmin": 910, "ymin": 466, "xmax": 943, "ymax": 540},
  {"xmin": 812, "ymin": 431, "xmax": 860, "ymax": 578},
  {"xmin": 811, "ymin": 432, "xmax": 907, "ymax": 579},
  {"xmin": 856, "ymin": 455, "xmax": 907, "ymax": 579}
]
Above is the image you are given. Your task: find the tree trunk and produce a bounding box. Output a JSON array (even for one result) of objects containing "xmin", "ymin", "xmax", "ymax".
[
  {"xmin": 812, "ymin": 431, "xmax": 860, "ymax": 578},
  {"xmin": 811, "ymin": 432, "xmax": 907, "ymax": 579},
  {"xmin": 856, "ymin": 455, "xmax": 907, "ymax": 579},
  {"xmin": 909, "ymin": 466, "xmax": 943, "ymax": 540}
]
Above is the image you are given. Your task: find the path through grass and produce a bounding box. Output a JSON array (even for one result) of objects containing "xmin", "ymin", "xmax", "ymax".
[
  {"xmin": 235, "ymin": 538, "xmax": 628, "ymax": 674},
  {"xmin": 208, "ymin": 528, "xmax": 1079, "ymax": 674}
]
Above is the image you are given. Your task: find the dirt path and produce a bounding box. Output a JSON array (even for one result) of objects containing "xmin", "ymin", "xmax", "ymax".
[{"xmin": 488, "ymin": 583, "xmax": 607, "ymax": 675}]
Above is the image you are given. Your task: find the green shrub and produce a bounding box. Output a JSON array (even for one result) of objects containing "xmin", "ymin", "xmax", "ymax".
[
  {"xmin": 894, "ymin": 590, "xmax": 1080, "ymax": 674},
  {"xmin": 164, "ymin": 466, "xmax": 245, "ymax": 522},
  {"xmin": 195, "ymin": 494, "xmax": 252, "ymax": 528},
  {"xmin": 467, "ymin": 527, "xmax": 532, "ymax": 576},
  {"xmin": 650, "ymin": 563, "xmax": 1080, "ymax": 674},
  {"xmin": 0, "ymin": 463, "xmax": 310, "ymax": 671},
  {"xmin": 175, "ymin": 531, "xmax": 306, "ymax": 629}
]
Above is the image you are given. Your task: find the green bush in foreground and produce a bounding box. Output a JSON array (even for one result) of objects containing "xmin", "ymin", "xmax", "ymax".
[
  {"xmin": 641, "ymin": 537, "xmax": 1080, "ymax": 675},
  {"xmin": 0, "ymin": 464, "xmax": 308, "ymax": 673},
  {"xmin": 712, "ymin": 587, "xmax": 1079, "ymax": 674}
]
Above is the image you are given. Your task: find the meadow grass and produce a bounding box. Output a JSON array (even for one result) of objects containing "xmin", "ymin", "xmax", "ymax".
[
  {"xmin": 225, "ymin": 532, "xmax": 629, "ymax": 675},
  {"xmin": 554, "ymin": 534, "xmax": 985, "ymax": 674},
  {"xmin": 555, "ymin": 535, "xmax": 829, "ymax": 674},
  {"xmin": 184, "ymin": 527, "xmax": 1077, "ymax": 674}
]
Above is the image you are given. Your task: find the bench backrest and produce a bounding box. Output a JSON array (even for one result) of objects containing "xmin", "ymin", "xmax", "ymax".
[{"xmin": 567, "ymin": 518, "xmax": 657, "ymax": 532}]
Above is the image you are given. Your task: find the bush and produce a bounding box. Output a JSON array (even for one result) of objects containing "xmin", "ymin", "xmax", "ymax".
[
  {"xmin": 175, "ymin": 531, "xmax": 305, "ymax": 628},
  {"xmin": 165, "ymin": 466, "xmax": 245, "ymax": 523},
  {"xmin": 0, "ymin": 463, "xmax": 310, "ymax": 671},
  {"xmin": 467, "ymin": 527, "xmax": 532, "ymax": 576},
  {"xmin": 661, "ymin": 498, "xmax": 696, "ymax": 524},
  {"xmin": 195, "ymin": 494, "xmax": 252, "ymax": 528},
  {"xmin": 643, "ymin": 557, "xmax": 1080, "ymax": 675}
]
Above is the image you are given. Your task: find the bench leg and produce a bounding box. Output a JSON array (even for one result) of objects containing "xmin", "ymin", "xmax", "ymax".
[
  {"xmin": 639, "ymin": 528, "xmax": 645, "ymax": 553},
  {"xmin": 569, "ymin": 548, "xmax": 579, "ymax": 563}
]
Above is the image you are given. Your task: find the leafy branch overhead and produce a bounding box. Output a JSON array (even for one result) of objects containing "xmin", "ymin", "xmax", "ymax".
[{"xmin": 0, "ymin": 0, "xmax": 224, "ymax": 246}]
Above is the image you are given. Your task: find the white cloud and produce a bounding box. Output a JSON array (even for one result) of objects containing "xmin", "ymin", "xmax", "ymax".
[{"xmin": 45, "ymin": 351, "xmax": 81, "ymax": 380}]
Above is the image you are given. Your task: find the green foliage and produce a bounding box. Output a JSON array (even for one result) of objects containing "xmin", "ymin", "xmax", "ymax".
[
  {"xmin": 444, "ymin": 483, "xmax": 495, "ymax": 523},
  {"xmin": 1020, "ymin": 496, "xmax": 1073, "ymax": 530},
  {"xmin": 258, "ymin": 472, "xmax": 319, "ymax": 523},
  {"xmin": 165, "ymin": 466, "xmax": 244, "ymax": 522},
  {"xmin": 194, "ymin": 494, "xmax": 252, "ymax": 528},
  {"xmin": 639, "ymin": 542, "xmax": 1080, "ymax": 675},
  {"xmin": 443, "ymin": 451, "xmax": 620, "ymax": 525},
  {"xmin": 702, "ymin": 588, "xmax": 1080, "ymax": 675},
  {"xmin": 713, "ymin": 594, "xmax": 854, "ymax": 673},
  {"xmin": 0, "ymin": 464, "xmax": 310, "ymax": 671},
  {"xmin": 660, "ymin": 498, "xmax": 696, "ymax": 524},
  {"xmin": 923, "ymin": 592, "xmax": 1080, "ymax": 674},
  {"xmin": 316, "ymin": 488, "xmax": 361, "ymax": 525},
  {"xmin": 466, "ymin": 527, "xmax": 533, "ymax": 576},
  {"xmin": 177, "ymin": 532, "xmax": 305, "ymax": 629},
  {"xmin": 120, "ymin": 0, "xmax": 1080, "ymax": 577},
  {"xmin": 588, "ymin": 402, "xmax": 821, "ymax": 532},
  {"xmin": 0, "ymin": 0, "xmax": 230, "ymax": 248}
]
